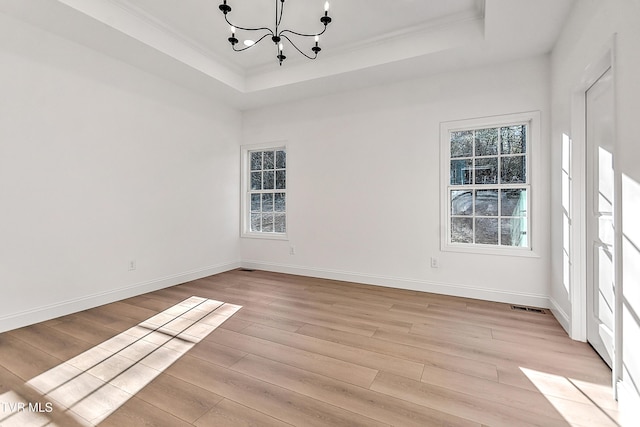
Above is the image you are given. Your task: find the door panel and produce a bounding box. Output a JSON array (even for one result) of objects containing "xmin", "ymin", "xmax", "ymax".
[{"xmin": 586, "ymin": 67, "xmax": 614, "ymax": 367}]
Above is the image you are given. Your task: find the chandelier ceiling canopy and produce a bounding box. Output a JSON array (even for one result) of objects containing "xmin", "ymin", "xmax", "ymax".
[{"xmin": 219, "ymin": 0, "xmax": 332, "ymax": 66}]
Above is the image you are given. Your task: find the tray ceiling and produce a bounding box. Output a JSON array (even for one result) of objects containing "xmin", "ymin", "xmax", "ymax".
[{"xmin": 0, "ymin": 0, "xmax": 574, "ymax": 109}]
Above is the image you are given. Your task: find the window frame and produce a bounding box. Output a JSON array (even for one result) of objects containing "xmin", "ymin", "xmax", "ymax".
[
  {"xmin": 440, "ymin": 112, "xmax": 540, "ymax": 257},
  {"xmin": 240, "ymin": 142, "xmax": 288, "ymax": 240}
]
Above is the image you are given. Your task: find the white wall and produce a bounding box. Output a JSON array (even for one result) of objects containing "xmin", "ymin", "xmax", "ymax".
[
  {"xmin": 550, "ymin": 0, "xmax": 640, "ymax": 420},
  {"xmin": 0, "ymin": 12, "xmax": 241, "ymax": 332},
  {"xmin": 241, "ymin": 55, "xmax": 552, "ymax": 307}
]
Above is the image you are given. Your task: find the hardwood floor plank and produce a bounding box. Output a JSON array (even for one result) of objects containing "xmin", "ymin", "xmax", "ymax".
[
  {"xmin": 103, "ymin": 301, "xmax": 158, "ymax": 322},
  {"xmin": 233, "ymin": 308, "xmax": 305, "ymax": 332},
  {"xmin": 240, "ymin": 323, "xmax": 424, "ymax": 380},
  {"xmin": 119, "ymin": 295, "xmax": 175, "ymax": 313},
  {"xmin": 330, "ymin": 299, "xmax": 394, "ymax": 312},
  {"xmin": 409, "ymin": 318, "xmax": 493, "ymax": 340},
  {"xmin": 7, "ymin": 323, "xmax": 90, "ymax": 360},
  {"xmin": 230, "ymin": 354, "xmax": 481, "ymax": 427},
  {"xmin": 240, "ymin": 303, "xmax": 380, "ymax": 337},
  {"xmin": 45, "ymin": 315, "xmax": 117, "ymax": 346},
  {"xmin": 496, "ymin": 362, "xmax": 619, "ymax": 413},
  {"xmin": 420, "ymin": 365, "xmax": 573, "ymax": 421},
  {"xmin": 0, "ymin": 334, "xmax": 62, "ymax": 381},
  {"xmin": 210, "ymin": 328, "xmax": 379, "ymax": 388},
  {"xmin": 373, "ymin": 328, "xmax": 611, "ymax": 381},
  {"xmin": 188, "ymin": 338, "xmax": 248, "ymax": 368},
  {"xmin": 297, "ymin": 324, "xmax": 499, "ymax": 382},
  {"xmin": 268, "ymin": 299, "xmax": 413, "ymax": 333},
  {"xmin": 135, "ymin": 374, "xmax": 223, "ymax": 423},
  {"xmin": 544, "ymin": 394, "xmax": 622, "ymax": 426},
  {"xmin": 73, "ymin": 307, "xmax": 139, "ymax": 332},
  {"xmin": 165, "ymin": 354, "xmax": 387, "ymax": 427},
  {"xmin": 218, "ymin": 316, "xmax": 253, "ymax": 332},
  {"xmin": 490, "ymin": 329, "xmax": 597, "ymax": 356},
  {"xmin": 0, "ymin": 364, "xmax": 23, "ymax": 394},
  {"xmin": 371, "ymin": 371, "xmax": 570, "ymax": 427},
  {"xmin": 194, "ymin": 398, "xmax": 293, "ymax": 427},
  {"xmin": 424, "ymin": 304, "xmax": 565, "ymax": 333},
  {"xmin": 98, "ymin": 396, "xmax": 193, "ymax": 427}
]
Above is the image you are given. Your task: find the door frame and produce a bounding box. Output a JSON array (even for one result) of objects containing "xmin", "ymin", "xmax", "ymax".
[{"xmin": 569, "ymin": 34, "xmax": 621, "ymax": 397}]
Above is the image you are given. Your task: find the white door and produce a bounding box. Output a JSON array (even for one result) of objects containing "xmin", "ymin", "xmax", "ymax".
[{"xmin": 585, "ymin": 67, "xmax": 615, "ymax": 368}]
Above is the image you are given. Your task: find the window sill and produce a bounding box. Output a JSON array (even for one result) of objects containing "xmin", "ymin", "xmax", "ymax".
[
  {"xmin": 442, "ymin": 244, "xmax": 540, "ymax": 258},
  {"xmin": 241, "ymin": 232, "xmax": 288, "ymax": 241}
]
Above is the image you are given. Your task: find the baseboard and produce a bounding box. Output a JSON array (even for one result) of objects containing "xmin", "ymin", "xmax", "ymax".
[
  {"xmin": 548, "ymin": 296, "xmax": 571, "ymax": 336},
  {"xmin": 0, "ymin": 261, "xmax": 241, "ymax": 333},
  {"xmin": 241, "ymin": 260, "xmax": 550, "ymax": 308}
]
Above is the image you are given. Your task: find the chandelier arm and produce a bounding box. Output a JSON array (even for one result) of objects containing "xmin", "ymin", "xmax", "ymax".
[
  {"xmin": 281, "ymin": 35, "xmax": 318, "ymax": 60},
  {"xmin": 224, "ymin": 14, "xmax": 274, "ymax": 35},
  {"xmin": 279, "ymin": 25, "xmax": 327, "ymax": 39},
  {"xmin": 232, "ymin": 33, "xmax": 272, "ymax": 51}
]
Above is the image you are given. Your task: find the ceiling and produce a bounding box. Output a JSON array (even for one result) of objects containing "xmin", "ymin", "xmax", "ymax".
[{"xmin": 1, "ymin": 0, "xmax": 575, "ymax": 110}]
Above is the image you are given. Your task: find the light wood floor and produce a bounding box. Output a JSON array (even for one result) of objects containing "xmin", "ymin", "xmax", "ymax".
[{"xmin": 0, "ymin": 269, "xmax": 621, "ymax": 426}]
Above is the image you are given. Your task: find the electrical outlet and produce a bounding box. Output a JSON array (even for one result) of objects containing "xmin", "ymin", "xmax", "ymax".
[
  {"xmin": 128, "ymin": 260, "xmax": 136, "ymax": 271},
  {"xmin": 289, "ymin": 246, "xmax": 296, "ymax": 255},
  {"xmin": 430, "ymin": 257, "xmax": 439, "ymax": 268}
]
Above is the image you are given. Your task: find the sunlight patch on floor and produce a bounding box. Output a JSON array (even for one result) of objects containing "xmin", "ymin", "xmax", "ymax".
[
  {"xmin": 520, "ymin": 367, "xmax": 620, "ymax": 426},
  {"xmin": 0, "ymin": 296, "xmax": 241, "ymax": 426}
]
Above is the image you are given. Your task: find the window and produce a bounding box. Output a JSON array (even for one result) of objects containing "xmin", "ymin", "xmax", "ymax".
[
  {"xmin": 241, "ymin": 144, "xmax": 287, "ymax": 239},
  {"xmin": 441, "ymin": 113, "xmax": 538, "ymax": 254}
]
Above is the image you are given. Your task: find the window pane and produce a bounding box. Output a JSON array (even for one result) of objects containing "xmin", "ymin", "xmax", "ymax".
[
  {"xmin": 250, "ymin": 152, "xmax": 262, "ymax": 171},
  {"xmin": 475, "ymin": 128, "xmax": 498, "ymax": 156},
  {"xmin": 262, "ymin": 193, "xmax": 274, "ymax": 212},
  {"xmin": 475, "ymin": 218, "xmax": 498, "ymax": 245},
  {"xmin": 450, "ymin": 159, "xmax": 472, "ymax": 185},
  {"xmin": 474, "ymin": 157, "xmax": 498, "ymax": 184},
  {"xmin": 451, "ymin": 190, "xmax": 473, "ymax": 215},
  {"xmin": 501, "ymin": 217, "xmax": 527, "ymax": 247},
  {"xmin": 263, "ymin": 171, "xmax": 275, "ymax": 189},
  {"xmin": 475, "ymin": 189, "xmax": 498, "ymax": 216},
  {"xmin": 451, "ymin": 217, "xmax": 473, "ymax": 243},
  {"xmin": 274, "ymin": 213, "xmax": 286, "ymax": 233},
  {"xmin": 250, "ymin": 213, "xmax": 261, "ymax": 232},
  {"xmin": 501, "ymin": 189, "xmax": 527, "ymax": 216},
  {"xmin": 264, "ymin": 151, "xmax": 275, "ymax": 170},
  {"xmin": 501, "ymin": 155, "xmax": 526, "ymax": 183},
  {"xmin": 251, "ymin": 172, "xmax": 262, "ymax": 190},
  {"xmin": 446, "ymin": 118, "xmax": 530, "ymax": 250},
  {"xmin": 261, "ymin": 213, "xmax": 274, "ymax": 232},
  {"xmin": 451, "ymin": 131, "xmax": 473, "ymax": 158},
  {"xmin": 250, "ymin": 193, "xmax": 261, "ymax": 212},
  {"xmin": 276, "ymin": 170, "xmax": 286, "ymax": 190},
  {"xmin": 276, "ymin": 150, "xmax": 286, "ymax": 169},
  {"xmin": 501, "ymin": 125, "xmax": 526, "ymax": 154},
  {"xmin": 275, "ymin": 193, "xmax": 286, "ymax": 212},
  {"xmin": 246, "ymin": 147, "xmax": 287, "ymax": 235}
]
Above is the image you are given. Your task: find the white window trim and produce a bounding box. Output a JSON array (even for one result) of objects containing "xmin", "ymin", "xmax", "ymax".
[
  {"xmin": 240, "ymin": 141, "xmax": 288, "ymax": 240},
  {"xmin": 439, "ymin": 111, "xmax": 541, "ymax": 257}
]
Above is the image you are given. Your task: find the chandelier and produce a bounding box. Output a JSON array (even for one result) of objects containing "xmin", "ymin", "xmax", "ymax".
[{"xmin": 218, "ymin": 0, "xmax": 332, "ymax": 66}]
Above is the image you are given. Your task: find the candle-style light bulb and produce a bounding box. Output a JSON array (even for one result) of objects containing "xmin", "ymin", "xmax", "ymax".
[
  {"xmin": 228, "ymin": 25, "xmax": 238, "ymax": 46},
  {"xmin": 320, "ymin": 1, "xmax": 331, "ymax": 25},
  {"xmin": 279, "ymin": 43, "xmax": 284, "ymax": 52},
  {"xmin": 312, "ymin": 34, "xmax": 322, "ymax": 54}
]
